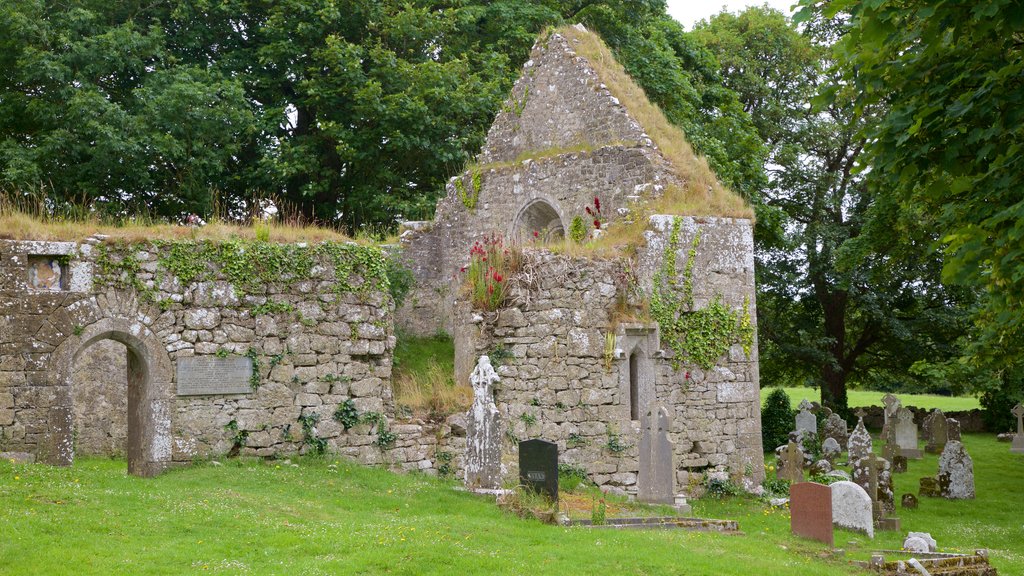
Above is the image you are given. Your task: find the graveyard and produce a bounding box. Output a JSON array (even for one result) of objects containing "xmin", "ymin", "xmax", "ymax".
[
  {"xmin": 2, "ymin": 429, "xmax": 1021, "ymax": 574},
  {"xmin": 2, "ymin": 4, "xmax": 1023, "ymax": 576}
]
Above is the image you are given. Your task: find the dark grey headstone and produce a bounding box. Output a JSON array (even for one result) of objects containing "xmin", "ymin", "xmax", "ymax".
[
  {"xmin": 176, "ymin": 356, "xmax": 253, "ymax": 395},
  {"xmin": 519, "ymin": 439, "xmax": 558, "ymax": 502}
]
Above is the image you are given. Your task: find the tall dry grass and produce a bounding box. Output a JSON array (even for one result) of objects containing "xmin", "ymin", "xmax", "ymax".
[
  {"xmin": 392, "ymin": 360, "xmax": 472, "ymax": 418},
  {"xmin": 557, "ymin": 25, "xmax": 753, "ymax": 220},
  {"xmin": 0, "ymin": 190, "xmax": 353, "ymax": 243}
]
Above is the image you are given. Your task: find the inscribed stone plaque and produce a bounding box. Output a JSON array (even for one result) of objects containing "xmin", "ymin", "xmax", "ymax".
[
  {"xmin": 176, "ymin": 356, "xmax": 253, "ymax": 395},
  {"xmin": 790, "ymin": 482, "xmax": 834, "ymax": 546},
  {"xmin": 519, "ymin": 439, "xmax": 558, "ymax": 502}
]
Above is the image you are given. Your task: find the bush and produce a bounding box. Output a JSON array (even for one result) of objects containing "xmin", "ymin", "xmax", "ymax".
[
  {"xmin": 980, "ymin": 371, "xmax": 1024, "ymax": 433},
  {"xmin": 761, "ymin": 388, "xmax": 794, "ymax": 452}
]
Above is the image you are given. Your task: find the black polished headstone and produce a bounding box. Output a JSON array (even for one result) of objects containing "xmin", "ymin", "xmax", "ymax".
[{"xmin": 519, "ymin": 439, "xmax": 558, "ymax": 502}]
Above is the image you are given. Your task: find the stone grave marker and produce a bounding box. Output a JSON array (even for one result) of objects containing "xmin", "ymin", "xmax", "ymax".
[
  {"xmin": 848, "ymin": 411, "xmax": 872, "ymax": 464},
  {"xmin": 907, "ymin": 531, "xmax": 937, "ymax": 552},
  {"xmin": 822, "ymin": 412, "xmax": 849, "ymax": 451},
  {"xmin": 901, "ymin": 493, "xmax": 918, "ymax": 509},
  {"xmin": 924, "ymin": 409, "xmax": 948, "ymax": 454},
  {"xmin": 830, "ymin": 480, "xmax": 874, "ymax": 538},
  {"xmin": 638, "ymin": 402, "xmax": 675, "ymax": 505},
  {"xmin": 519, "ymin": 439, "xmax": 559, "ymax": 502},
  {"xmin": 855, "ymin": 452, "xmax": 898, "ymax": 530},
  {"xmin": 1012, "ymin": 403, "xmax": 1024, "ymax": 454},
  {"xmin": 822, "ymin": 437, "xmax": 841, "ymax": 463},
  {"xmin": 796, "ymin": 399, "xmax": 817, "ymax": 437},
  {"xmin": 891, "ymin": 455, "xmax": 907, "ymax": 474},
  {"xmin": 919, "ymin": 477, "xmax": 941, "ymax": 498},
  {"xmin": 938, "ymin": 440, "xmax": 975, "ymax": 499},
  {"xmin": 894, "ymin": 407, "xmax": 922, "ymax": 459},
  {"xmin": 881, "ymin": 393, "xmax": 901, "ymax": 438},
  {"xmin": 778, "ymin": 440, "xmax": 805, "ymax": 483},
  {"xmin": 465, "ymin": 356, "xmax": 503, "ymax": 489},
  {"xmin": 947, "ymin": 418, "xmax": 961, "ymax": 442},
  {"xmin": 790, "ymin": 482, "xmax": 834, "ymax": 546}
]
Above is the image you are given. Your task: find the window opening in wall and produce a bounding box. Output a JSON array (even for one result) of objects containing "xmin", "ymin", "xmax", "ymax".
[
  {"xmin": 629, "ymin": 350, "xmax": 639, "ymax": 421},
  {"xmin": 514, "ymin": 199, "xmax": 564, "ymax": 242}
]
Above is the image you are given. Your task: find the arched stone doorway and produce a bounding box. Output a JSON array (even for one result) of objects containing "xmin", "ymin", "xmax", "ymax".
[
  {"xmin": 514, "ymin": 198, "xmax": 565, "ymax": 242},
  {"xmin": 47, "ymin": 318, "xmax": 173, "ymax": 477}
]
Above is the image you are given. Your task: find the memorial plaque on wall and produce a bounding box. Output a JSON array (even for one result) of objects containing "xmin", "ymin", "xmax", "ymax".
[
  {"xmin": 176, "ymin": 356, "xmax": 253, "ymax": 396},
  {"xmin": 519, "ymin": 439, "xmax": 558, "ymax": 502}
]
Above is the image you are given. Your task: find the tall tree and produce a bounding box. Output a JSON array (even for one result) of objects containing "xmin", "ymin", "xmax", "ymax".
[
  {"xmin": 694, "ymin": 7, "xmax": 971, "ymax": 414},
  {"xmin": 802, "ymin": 0, "xmax": 1024, "ymax": 424}
]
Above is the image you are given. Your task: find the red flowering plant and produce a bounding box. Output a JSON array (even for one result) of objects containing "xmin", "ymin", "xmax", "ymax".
[
  {"xmin": 464, "ymin": 233, "xmax": 521, "ymax": 311},
  {"xmin": 584, "ymin": 196, "xmax": 604, "ymax": 230}
]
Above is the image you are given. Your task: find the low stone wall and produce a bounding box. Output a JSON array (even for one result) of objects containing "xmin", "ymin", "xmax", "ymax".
[
  {"xmin": 0, "ymin": 237, "xmax": 456, "ymax": 475},
  {"xmin": 856, "ymin": 405, "xmax": 987, "ymax": 433}
]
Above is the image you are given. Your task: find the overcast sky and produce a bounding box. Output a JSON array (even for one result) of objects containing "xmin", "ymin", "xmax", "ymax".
[{"xmin": 665, "ymin": 0, "xmax": 796, "ymax": 29}]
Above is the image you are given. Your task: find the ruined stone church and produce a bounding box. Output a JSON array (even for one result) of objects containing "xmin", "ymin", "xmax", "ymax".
[{"xmin": 0, "ymin": 26, "xmax": 763, "ymax": 496}]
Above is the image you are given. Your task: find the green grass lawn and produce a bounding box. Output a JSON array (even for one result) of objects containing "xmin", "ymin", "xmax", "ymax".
[
  {"xmin": 762, "ymin": 386, "xmax": 981, "ymax": 412},
  {"xmin": 2, "ymin": 434, "xmax": 1019, "ymax": 574}
]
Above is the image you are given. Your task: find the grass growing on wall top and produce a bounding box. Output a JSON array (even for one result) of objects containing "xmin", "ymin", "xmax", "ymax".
[
  {"xmin": 0, "ymin": 210, "xmax": 353, "ymax": 243},
  {"xmin": 557, "ymin": 25, "xmax": 753, "ymax": 221}
]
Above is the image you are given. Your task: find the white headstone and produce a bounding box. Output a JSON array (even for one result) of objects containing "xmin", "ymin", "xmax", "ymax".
[
  {"xmin": 830, "ymin": 481, "xmax": 874, "ymax": 538},
  {"xmin": 894, "ymin": 407, "xmax": 921, "ymax": 459},
  {"xmin": 906, "ymin": 531, "xmax": 937, "ymax": 552},
  {"xmin": 796, "ymin": 399, "xmax": 817, "ymax": 437}
]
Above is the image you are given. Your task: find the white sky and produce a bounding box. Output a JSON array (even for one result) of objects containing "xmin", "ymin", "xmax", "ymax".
[{"xmin": 665, "ymin": 0, "xmax": 797, "ymax": 29}]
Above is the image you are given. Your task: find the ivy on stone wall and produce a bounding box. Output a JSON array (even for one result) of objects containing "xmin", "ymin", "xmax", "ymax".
[
  {"xmin": 454, "ymin": 167, "xmax": 483, "ymax": 210},
  {"xmin": 649, "ymin": 217, "xmax": 754, "ymax": 371},
  {"xmin": 91, "ymin": 239, "xmax": 391, "ymax": 310}
]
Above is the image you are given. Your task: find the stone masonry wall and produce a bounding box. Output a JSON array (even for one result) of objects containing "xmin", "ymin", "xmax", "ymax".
[
  {"xmin": 0, "ymin": 237, "xmax": 460, "ymax": 475},
  {"xmin": 458, "ymin": 215, "xmax": 764, "ymax": 495}
]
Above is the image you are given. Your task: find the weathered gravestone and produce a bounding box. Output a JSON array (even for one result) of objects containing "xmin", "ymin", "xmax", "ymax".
[
  {"xmin": 778, "ymin": 440, "xmax": 805, "ymax": 484},
  {"xmin": 1012, "ymin": 403, "xmax": 1024, "ymax": 454},
  {"xmin": 822, "ymin": 412, "xmax": 849, "ymax": 452},
  {"xmin": 881, "ymin": 393, "xmax": 901, "ymax": 438},
  {"xmin": 854, "ymin": 452, "xmax": 898, "ymax": 530},
  {"xmin": 465, "ymin": 356, "xmax": 503, "ymax": 489},
  {"xmin": 848, "ymin": 411, "xmax": 872, "ymax": 464},
  {"xmin": 903, "ymin": 535, "xmax": 930, "ymax": 554},
  {"xmin": 901, "ymin": 493, "xmax": 918, "ymax": 509},
  {"xmin": 947, "ymin": 418, "xmax": 961, "ymax": 442},
  {"xmin": 519, "ymin": 439, "xmax": 558, "ymax": 502},
  {"xmin": 906, "ymin": 531, "xmax": 937, "ymax": 552},
  {"xmin": 822, "ymin": 437, "xmax": 841, "ymax": 463},
  {"xmin": 938, "ymin": 440, "xmax": 975, "ymax": 499},
  {"xmin": 894, "ymin": 407, "xmax": 921, "ymax": 459},
  {"xmin": 890, "ymin": 455, "xmax": 907, "ymax": 474},
  {"xmin": 638, "ymin": 402, "xmax": 675, "ymax": 505},
  {"xmin": 919, "ymin": 476, "xmax": 941, "ymax": 498},
  {"xmin": 923, "ymin": 409, "xmax": 948, "ymax": 454},
  {"xmin": 830, "ymin": 480, "xmax": 874, "ymax": 538},
  {"xmin": 796, "ymin": 399, "xmax": 817, "ymax": 438},
  {"xmin": 790, "ymin": 482, "xmax": 834, "ymax": 546}
]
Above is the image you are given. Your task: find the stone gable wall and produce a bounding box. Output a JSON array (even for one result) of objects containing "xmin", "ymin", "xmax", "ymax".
[
  {"xmin": 0, "ymin": 238, "xmax": 460, "ymax": 475},
  {"xmin": 479, "ymin": 31, "xmax": 650, "ymax": 164}
]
